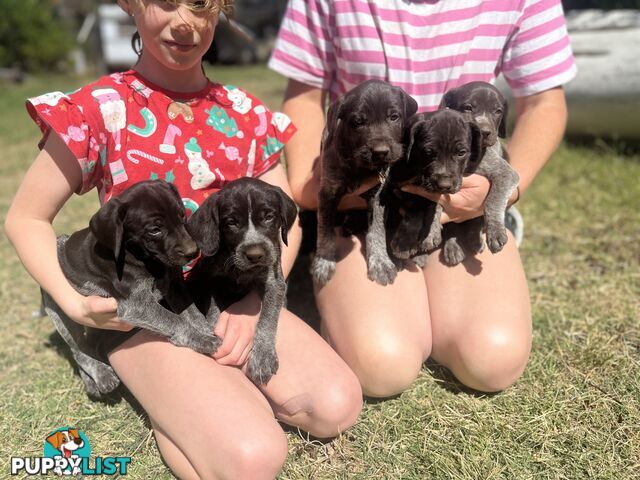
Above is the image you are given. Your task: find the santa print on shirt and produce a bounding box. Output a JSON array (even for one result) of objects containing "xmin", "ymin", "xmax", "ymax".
[{"xmin": 26, "ymin": 70, "xmax": 297, "ymax": 215}]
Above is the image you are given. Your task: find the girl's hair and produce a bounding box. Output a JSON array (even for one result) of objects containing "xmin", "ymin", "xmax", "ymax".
[{"xmin": 130, "ymin": 0, "xmax": 235, "ymax": 56}]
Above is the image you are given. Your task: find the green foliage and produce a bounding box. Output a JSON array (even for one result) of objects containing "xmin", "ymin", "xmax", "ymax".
[{"xmin": 0, "ymin": 0, "xmax": 74, "ymax": 72}]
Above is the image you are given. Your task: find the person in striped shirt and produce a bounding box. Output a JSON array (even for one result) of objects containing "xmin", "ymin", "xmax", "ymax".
[{"xmin": 269, "ymin": 0, "xmax": 576, "ymax": 397}]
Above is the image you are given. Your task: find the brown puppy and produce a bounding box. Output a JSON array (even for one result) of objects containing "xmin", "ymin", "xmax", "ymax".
[
  {"xmin": 386, "ymin": 109, "xmax": 485, "ymax": 264},
  {"xmin": 312, "ymin": 79, "xmax": 418, "ymax": 286},
  {"xmin": 44, "ymin": 180, "xmax": 221, "ymax": 398},
  {"xmin": 438, "ymin": 81, "xmax": 519, "ymax": 264}
]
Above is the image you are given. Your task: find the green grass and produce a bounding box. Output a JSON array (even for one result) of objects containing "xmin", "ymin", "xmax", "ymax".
[{"xmin": 1, "ymin": 65, "xmax": 639, "ymax": 479}]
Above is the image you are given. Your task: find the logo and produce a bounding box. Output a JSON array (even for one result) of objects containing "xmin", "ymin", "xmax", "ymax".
[{"xmin": 10, "ymin": 427, "xmax": 131, "ymax": 476}]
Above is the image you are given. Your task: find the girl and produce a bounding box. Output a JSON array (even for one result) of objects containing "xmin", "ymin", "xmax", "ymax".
[
  {"xmin": 269, "ymin": 0, "xmax": 575, "ymax": 397},
  {"xmin": 5, "ymin": 1, "xmax": 362, "ymax": 479}
]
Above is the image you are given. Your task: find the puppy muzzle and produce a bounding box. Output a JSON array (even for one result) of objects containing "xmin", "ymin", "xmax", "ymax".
[{"xmin": 235, "ymin": 242, "xmax": 275, "ymax": 270}]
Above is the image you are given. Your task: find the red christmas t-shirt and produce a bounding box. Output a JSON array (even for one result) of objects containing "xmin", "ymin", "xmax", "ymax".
[{"xmin": 26, "ymin": 70, "xmax": 296, "ymax": 214}]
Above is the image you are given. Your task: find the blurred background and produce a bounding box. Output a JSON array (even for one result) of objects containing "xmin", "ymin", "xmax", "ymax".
[{"xmin": 0, "ymin": 0, "xmax": 639, "ymax": 141}]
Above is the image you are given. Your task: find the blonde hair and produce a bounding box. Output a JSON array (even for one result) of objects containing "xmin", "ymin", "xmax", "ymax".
[{"xmin": 157, "ymin": 0, "xmax": 234, "ymax": 17}]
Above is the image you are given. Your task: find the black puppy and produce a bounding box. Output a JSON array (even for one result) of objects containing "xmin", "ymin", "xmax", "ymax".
[
  {"xmin": 312, "ymin": 79, "xmax": 418, "ymax": 286},
  {"xmin": 187, "ymin": 177, "xmax": 297, "ymax": 385},
  {"xmin": 438, "ymin": 81, "xmax": 520, "ymax": 264},
  {"xmin": 385, "ymin": 109, "xmax": 485, "ymax": 264},
  {"xmin": 43, "ymin": 180, "xmax": 222, "ymax": 398}
]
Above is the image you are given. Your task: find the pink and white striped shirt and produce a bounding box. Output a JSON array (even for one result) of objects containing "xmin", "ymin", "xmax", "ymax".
[{"xmin": 268, "ymin": 0, "xmax": 577, "ymax": 111}]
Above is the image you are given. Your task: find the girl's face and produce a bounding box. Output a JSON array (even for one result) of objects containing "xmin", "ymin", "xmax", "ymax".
[{"xmin": 120, "ymin": 0, "xmax": 219, "ymax": 73}]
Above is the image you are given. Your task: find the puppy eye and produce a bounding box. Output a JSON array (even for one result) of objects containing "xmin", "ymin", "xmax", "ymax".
[
  {"xmin": 263, "ymin": 212, "xmax": 275, "ymax": 223},
  {"xmin": 457, "ymin": 149, "xmax": 468, "ymax": 157},
  {"xmin": 462, "ymin": 104, "xmax": 473, "ymax": 112},
  {"xmin": 148, "ymin": 227, "xmax": 162, "ymax": 236},
  {"xmin": 388, "ymin": 113, "xmax": 400, "ymax": 122},
  {"xmin": 424, "ymin": 148, "xmax": 435, "ymax": 157},
  {"xmin": 224, "ymin": 218, "xmax": 238, "ymax": 228},
  {"xmin": 352, "ymin": 117, "xmax": 366, "ymax": 128},
  {"xmin": 495, "ymin": 108, "xmax": 503, "ymax": 115}
]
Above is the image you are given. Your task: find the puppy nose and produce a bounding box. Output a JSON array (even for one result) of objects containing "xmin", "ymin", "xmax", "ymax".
[
  {"xmin": 481, "ymin": 128, "xmax": 492, "ymax": 138},
  {"xmin": 371, "ymin": 145, "xmax": 390, "ymax": 161},
  {"xmin": 179, "ymin": 240, "xmax": 199, "ymax": 260},
  {"xmin": 244, "ymin": 245, "xmax": 266, "ymax": 263},
  {"xmin": 436, "ymin": 177, "xmax": 454, "ymax": 191}
]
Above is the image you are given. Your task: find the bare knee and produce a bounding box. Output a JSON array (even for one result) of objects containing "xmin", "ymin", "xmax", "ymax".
[
  {"xmin": 447, "ymin": 324, "xmax": 531, "ymax": 392},
  {"xmin": 205, "ymin": 427, "xmax": 288, "ymax": 480},
  {"xmin": 353, "ymin": 334, "xmax": 429, "ymax": 398},
  {"xmin": 279, "ymin": 370, "xmax": 363, "ymax": 439}
]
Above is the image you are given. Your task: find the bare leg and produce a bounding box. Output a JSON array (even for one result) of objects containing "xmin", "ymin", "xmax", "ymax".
[
  {"xmin": 315, "ymin": 234, "xmax": 432, "ymax": 398},
  {"xmin": 424, "ymin": 231, "xmax": 532, "ymax": 392},
  {"xmin": 108, "ymin": 308, "xmax": 362, "ymax": 478}
]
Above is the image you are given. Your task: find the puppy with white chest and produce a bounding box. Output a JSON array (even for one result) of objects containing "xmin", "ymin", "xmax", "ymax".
[
  {"xmin": 186, "ymin": 177, "xmax": 297, "ymax": 385},
  {"xmin": 312, "ymin": 79, "xmax": 418, "ymax": 286}
]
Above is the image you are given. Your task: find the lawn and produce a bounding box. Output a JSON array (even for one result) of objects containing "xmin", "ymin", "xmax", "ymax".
[{"xmin": 0, "ymin": 65, "xmax": 639, "ymax": 479}]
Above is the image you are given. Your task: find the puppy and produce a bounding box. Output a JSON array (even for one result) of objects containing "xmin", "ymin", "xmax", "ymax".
[
  {"xmin": 438, "ymin": 81, "xmax": 520, "ymax": 264},
  {"xmin": 312, "ymin": 79, "xmax": 418, "ymax": 286},
  {"xmin": 186, "ymin": 177, "xmax": 297, "ymax": 385},
  {"xmin": 43, "ymin": 180, "xmax": 221, "ymax": 398},
  {"xmin": 386, "ymin": 109, "xmax": 485, "ymax": 264}
]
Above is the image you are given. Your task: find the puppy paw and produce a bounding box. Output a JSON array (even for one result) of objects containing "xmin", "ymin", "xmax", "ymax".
[
  {"xmin": 311, "ymin": 256, "xmax": 336, "ymax": 286},
  {"xmin": 367, "ymin": 255, "xmax": 398, "ymax": 285},
  {"xmin": 246, "ymin": 346, "xmax": 279, "ymax": 385},
  {"xmin": 442, "ymin": 239, "xmax": 466, "ymax": 266},
  {"xmin": 80, "ymin": 364, "xmax": 120, "ymax": 397},
  {"xmin": 196, "ymin": 333, "xmax": 223, "ymax": 355},
  {"xmin": 422, "ymin": 228, "xmax": 442, "ymax": 251},
  {"xmin": 412, "ymin": 254, "xmax": 428, "ymax": 268},
  {"xmin": 486, "ymin": 223, "xmax": 508, "ymax": 253}
]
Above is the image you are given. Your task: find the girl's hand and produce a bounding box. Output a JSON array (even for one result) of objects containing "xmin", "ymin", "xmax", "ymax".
[
  {"xmin": 213, "ymin": 291, "xmax": 262, "ymax": 367},
  {"xmin": 68, "ymin": 295, "xmax": 134, "ymax": 331},
  {"xmin": 337, "ymin": 174, "xmax": 383, "ymax": 210},
  {"xmin": 401, "ymin": 174, "xmax": 491, "ymax": 224}
]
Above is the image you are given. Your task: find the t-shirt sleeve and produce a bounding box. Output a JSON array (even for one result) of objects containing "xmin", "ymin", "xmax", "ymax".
[
  {"xmin": 26, "ymin": 90, "xmax": 105, "ymax": 194},
  {"xmin": 250, "ymin": 102, "xmax": 297, "ymax": 179},
  {"xmin": 267, "ymin": 0, "xmax": 335, "ymax": 89},
  {"xmin": 500, "ymin": 0, "xmax": 577, "ymax": 97}
]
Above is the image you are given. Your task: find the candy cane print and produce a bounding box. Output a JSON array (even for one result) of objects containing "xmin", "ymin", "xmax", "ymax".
[
  {"xmin": 127, "ymin": 149, "xmax": 165, "ymax": 165},
  {"xmin": 246, "ymin": 139, "xmax": 256, "ymax": 177},
  {"xmin": 160, "ymin": 124, "xmax": 182, "ymax": 154},
  {"xmin": 254, "ymin": 105, "xmax": 267, "ymax": 136},
  {"xmin": 214, "ymin": 168, "xmax": 225, "ymax": 184},
  {"xmin": 127, "ymin": 107, "xmax": 157, "ymax": 138}
]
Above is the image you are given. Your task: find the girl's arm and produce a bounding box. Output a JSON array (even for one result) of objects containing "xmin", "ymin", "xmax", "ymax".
[
  {"xmin": 4, "ymin": 132, "xmax": 132, "ymax": 331},
  {"xmin": 282, "ymin": 79, "xmax": 379, "ymax": 212}
]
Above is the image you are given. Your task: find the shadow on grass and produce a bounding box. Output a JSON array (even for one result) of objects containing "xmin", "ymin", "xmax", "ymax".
[
  {"xmin": 423, "ymin": 359, "xmax": 497, "ymax": 398},
  {"xmin": 45, "ymin": 330, "xmax": 152, "ymax": 427}
]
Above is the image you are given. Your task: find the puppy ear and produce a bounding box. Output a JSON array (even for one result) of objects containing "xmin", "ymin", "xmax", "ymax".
[
  {"xmin": 468, "ymin": 121, "xmax": 485, "ymax": 163},
  {"xmin": 89, "ymin": 197, "xmax": 125, "ymax": 259},
  {"xmin": 400, "ymin": 89, "xmax": 418, "ymax": 119},
  {"xmin": 405, "ymin": 115, "xmax": 424, "ymax": 163},
  {"xmin": 277, "ymin": 188, "xmax": 298, "ymax": 246},
  {"xmin": 187, "ymin": 195, "xmax": 219, "ymax": 256},
  {"xmin": 498, "ymin": 97, "xmax": 509, "ymax": 138},
  {"xmin": 438, "ymin": 88, "xmax": 456, "ymax": 110},
  {"xmin": 321, "ymin": 96, "xmax": 345, "ymax": 156}
]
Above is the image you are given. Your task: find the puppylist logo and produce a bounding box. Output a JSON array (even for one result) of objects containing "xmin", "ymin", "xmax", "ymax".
[{"xmin": 10, "ymin": 427, "xmax": 131, "ymax": 476}]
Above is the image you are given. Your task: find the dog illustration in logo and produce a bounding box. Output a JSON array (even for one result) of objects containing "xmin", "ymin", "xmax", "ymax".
[{"xmin": 46, "ymin": 428, "xmax": 84, "ymax": 475}]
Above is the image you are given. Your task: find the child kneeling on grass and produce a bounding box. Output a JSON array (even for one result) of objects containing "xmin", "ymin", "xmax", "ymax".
[{"xmin": 4, "ymin": 1, "xmax": 362, "ymax": 478}]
